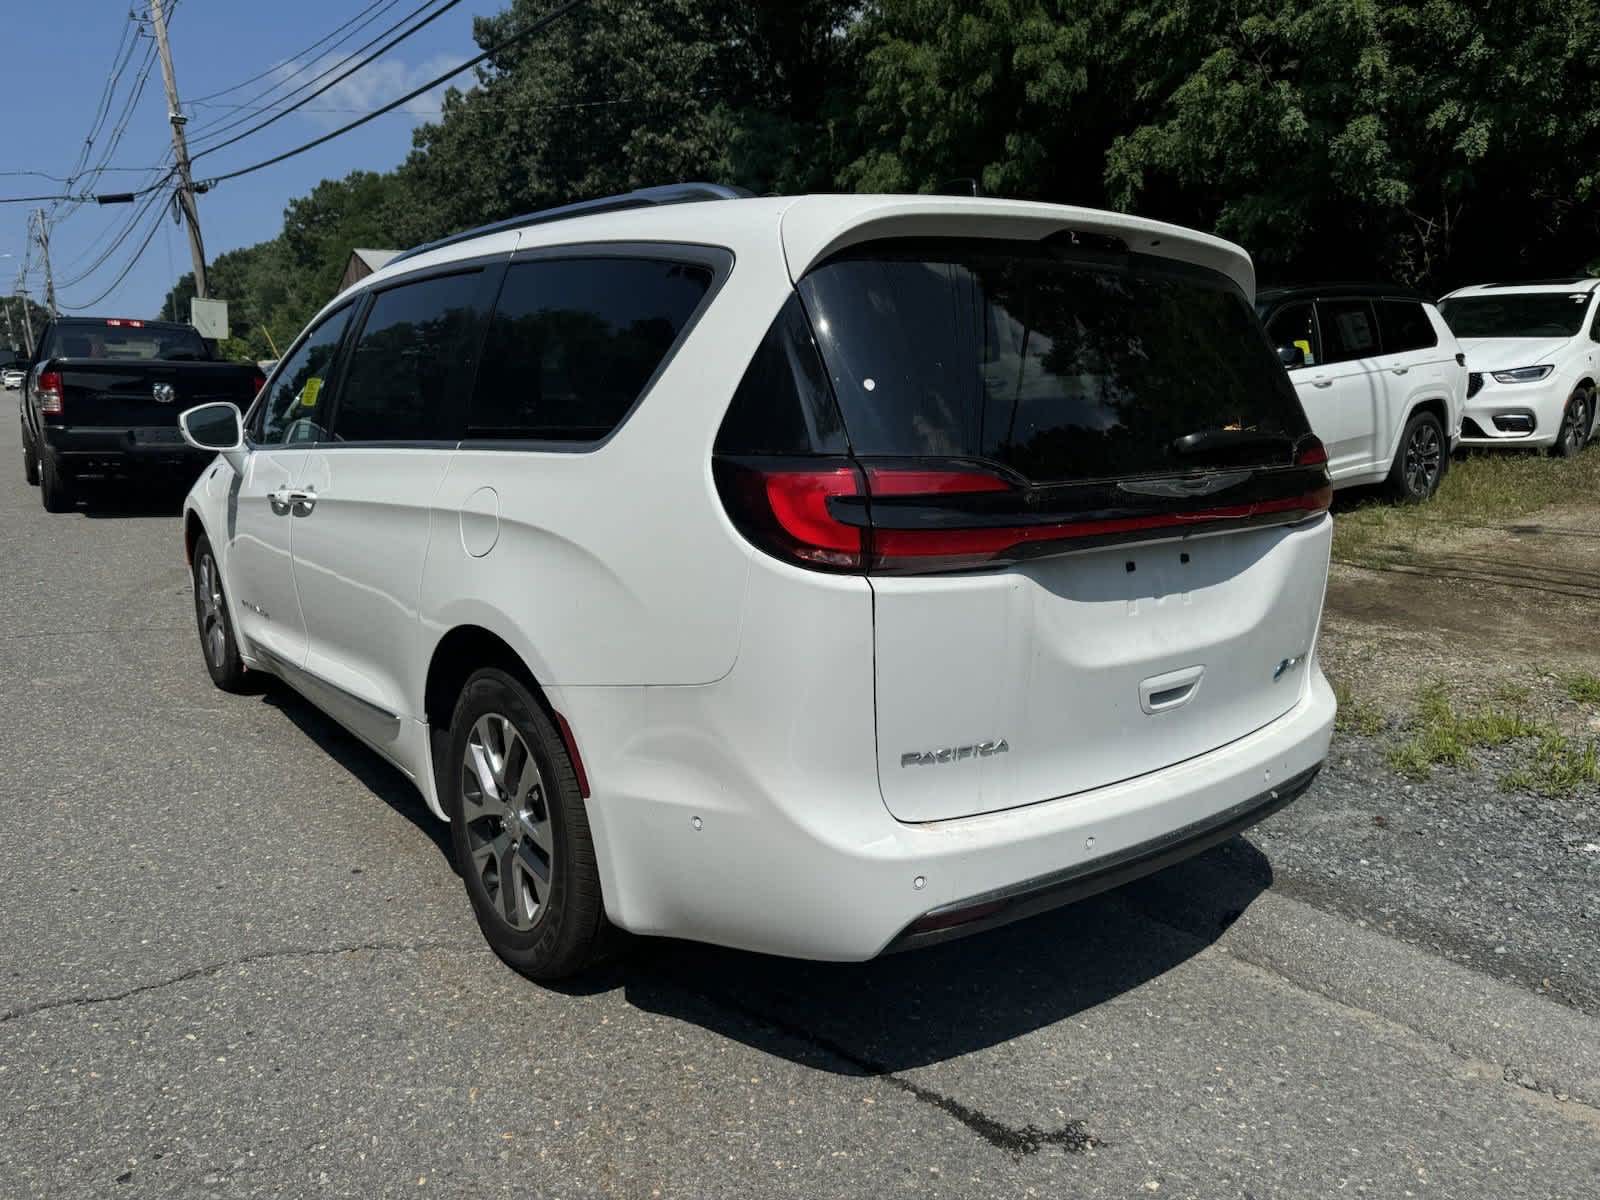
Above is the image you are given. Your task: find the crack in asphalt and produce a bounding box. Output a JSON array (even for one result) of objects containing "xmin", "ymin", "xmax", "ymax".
[
  {"xmin": 0, "ymin": 940, "xmax": 469, "ymax": 1025},
  {"xmin": 650, "ymin": 972, "xmax": 1099, "ymax": 1157}
]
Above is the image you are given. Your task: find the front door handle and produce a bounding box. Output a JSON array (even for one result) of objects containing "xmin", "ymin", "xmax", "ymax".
[
  {"xmin": 269, "ymin": 486, "xmax": 317, "ymax": 516},
  {"xmin": 1311, "ymin": 380, "xmax": 1334, "ymax": 389},
  {"xmin": 1391, "ymin": 366, "xmax": 1409, "ymax": 375}
]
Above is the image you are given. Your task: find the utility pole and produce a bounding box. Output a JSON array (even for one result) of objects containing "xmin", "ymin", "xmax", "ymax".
[
  {"xmin": 150, "ymin": 0, "xmax": 208, "ymax": 299},
  {"xmin": 31, "ymin": 210, "xmax": 56, "ymax": 317},
  {"xmin": 14, "ymin": 274, "xmax": 34, "ymax": 356}
]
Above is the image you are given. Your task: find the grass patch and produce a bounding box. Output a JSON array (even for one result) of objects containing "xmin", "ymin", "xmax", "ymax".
[
  {"xmin": 1386, "ymin": 682, "xmax": 1544, "ymax": 780},
  {"xmin": 1563, "ymin": 671, "xmax": 1600, "ymax": 706},
  {"xmin": 1332, "ymin": 681, "xmax": 1386, "ymax": 736},
  {"xmin": 1332, "ymin": 448, "xmax": 1600, "ymax": 567},
  {"xmin": 1500, "ymin": 733, "xmax": 1600, "ymax": 797}
]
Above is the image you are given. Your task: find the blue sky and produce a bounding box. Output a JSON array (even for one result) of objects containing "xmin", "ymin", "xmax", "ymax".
[{"xmin": 4, "ymin": 0, "xmax": 507, "ymax": 322}]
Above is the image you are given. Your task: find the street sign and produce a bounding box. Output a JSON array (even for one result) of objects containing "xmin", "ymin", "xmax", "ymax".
[{"xmin": 190, "ymin": 297, "xmax": 229, "ymax": 340}]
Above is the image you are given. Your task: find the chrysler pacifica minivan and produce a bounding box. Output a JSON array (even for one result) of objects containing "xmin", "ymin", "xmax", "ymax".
[{"xmin": 177, "ymin": 186, "xmax": 1337, "ymax": 979}]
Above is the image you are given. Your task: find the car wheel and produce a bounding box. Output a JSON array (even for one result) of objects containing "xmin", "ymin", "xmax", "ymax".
[
  {"xmin": 447, "ymin": 669, "xmax": 610, "ymax": 981},
  {"xmin": 21, "ymin": 425, "xmax": 38, "ymax": 486},
  {"xmin": 1550, "ymin": 388, "xmax": 1591, "ymax": 459},
  {"xmin": 38, "ymin": 449, "xmax": 74, "ymax": 513},
  {"xmin": 191, "ymin": 535, "xmax": 250, "ymax": 692},
  {"xmin": 1386, "ymin": 410, "xmax": 1446, "ymax": 502}
]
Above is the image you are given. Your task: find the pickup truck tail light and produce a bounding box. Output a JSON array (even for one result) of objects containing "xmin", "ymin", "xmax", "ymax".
[
  {"xmin": 251, "ymin": 371, "xmax": 267, "ymax": 399},
  {"xmin": 36, "ymin": 370, "xmax": 63, "ymax": 416}
]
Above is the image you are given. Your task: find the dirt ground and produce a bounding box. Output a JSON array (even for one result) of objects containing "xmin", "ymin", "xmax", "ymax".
[{"xmin": 1321, "ymin": 496, "xmax": 1600, "ymax": 730}]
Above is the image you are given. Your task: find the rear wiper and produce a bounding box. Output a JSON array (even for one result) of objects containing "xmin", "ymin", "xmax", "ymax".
[{"xmin": 1170, "ymin": 428, "xmax": 1293, "ymax": 460}]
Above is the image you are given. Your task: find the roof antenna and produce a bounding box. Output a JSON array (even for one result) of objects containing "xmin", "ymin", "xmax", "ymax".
[{"xmin": 936, "ymin": 177, "xmax": 980, "ymax": 197}]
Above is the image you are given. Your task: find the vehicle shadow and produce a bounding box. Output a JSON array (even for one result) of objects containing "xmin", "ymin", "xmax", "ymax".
[
  {"xmin": 258, "ymin": 680, "xmax": 454, "ymax": 862},
  {"xmin": 597, "ymin": 838, "xmax": 1273, "ymax": 1075},
  {"xmin": 245, "ymin": 669, "xmax": 1274, "ymax": 1073}
]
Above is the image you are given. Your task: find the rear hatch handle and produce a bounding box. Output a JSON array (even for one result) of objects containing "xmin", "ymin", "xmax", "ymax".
[{"xmin": 1139, "ymin": 665, "xmax": 1205, "ymax": 715}]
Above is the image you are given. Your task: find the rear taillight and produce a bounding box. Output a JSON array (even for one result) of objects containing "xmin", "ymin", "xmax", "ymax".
[
  {"xmin": 717, "ymin": 452, "xmax": 1333, "ymax": 576},
  {"xmin": 1294, "ymin": 434, "xmax": 1328, "ymax": 467},
  {"xmin": 36, "ymin": 370, "xmax": 63, "ymax": 416},
  {"xmin": 251, "ymin": 371, "xmax": 267, "ymax": 397}
]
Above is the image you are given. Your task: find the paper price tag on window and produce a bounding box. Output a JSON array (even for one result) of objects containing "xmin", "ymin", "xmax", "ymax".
[
  {"xmin": 1294, "ymin": 338, "xmax": 1313, "ymax": 365},
  {"xmin": 299, "ymin": 377, "xmax": 323, "ymax": 409}
]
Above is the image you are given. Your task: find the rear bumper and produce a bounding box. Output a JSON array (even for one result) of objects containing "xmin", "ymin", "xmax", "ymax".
[
  {"xmin": 41, "ymin": 425, "xmax": 209, "ymax": 472},
  {"xmin": 575, "ymin": 665, "xmax": 1337, "ymax": 961}
]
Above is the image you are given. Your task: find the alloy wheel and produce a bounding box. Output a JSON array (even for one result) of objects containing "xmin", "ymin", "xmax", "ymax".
[
  {"xmin": 461, "ymin": 713, "xmax": 554, "ymax": 931},
  {"xmin": 1403, "ymin": 421, "xmax": 1442, "ymax": 497},
  {"xmin": 196, "ymin": 552, "xmax": 228, "ymax": 668},
  {"xmin": 1562, "ymin": 397, "xmax": 1588, "ymax": 456}
]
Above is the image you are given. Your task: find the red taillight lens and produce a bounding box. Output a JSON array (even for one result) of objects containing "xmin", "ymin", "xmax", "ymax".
[
  {"xmin": 717, "ymin": 454, "xmax": 1331, "ymax": 576},
  {"xmin": 1294, "ymin": 435, "xmax": 1328, "ymax": 467},
  {"xmin": 715, "ymin": 459, "xmax": 866, "ymax": 570},
  {"xmin": 36, "ymin": 369, "xmax": 63, "ymax": 415},
  {"xmin": 251, "ymin": 371, "xmax": 267, "ymax": 397}
]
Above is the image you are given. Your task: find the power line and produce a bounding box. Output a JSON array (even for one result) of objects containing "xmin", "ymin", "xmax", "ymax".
[
  {"xmin": 58, "ymin": 196, "xmax": 171, "ymax": 311},
  {"xmin": 186, "ymin": 0, "xmax": 402, "ymax": 104},
  {"xmin": 189, "ymin": 0, "xmax": 465, "ymax": 159},
  {"xmin": 197, "ymin": 0, "xmax": 590, "ymax": 186},
  {"xmin": 55, "ymin": 175, "xmax": 176, "ymax": 288}
]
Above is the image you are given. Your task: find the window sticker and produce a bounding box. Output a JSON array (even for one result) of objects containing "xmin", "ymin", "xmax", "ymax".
[{"xmin": 299, "ymin": 376, "xmax": 323, "ymax": 409}]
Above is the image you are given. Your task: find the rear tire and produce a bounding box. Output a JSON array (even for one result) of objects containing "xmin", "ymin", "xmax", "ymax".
[
  {"xmin": 1385, "ymin": 410, "xmax": 1446, "ymax": 503},
  {"xmin": 1550, "ymin": 388, "xmax": 1591, "ymax": 459},
  {"xmin": 447, "ymin": 669, "xmax": 610, "ymax": 981},
  {"xmin": 38, "ymin": 449, "xmax": 74, "ymax": 513},
  {"xmin": 191, "ymin": 536, "xmax": 250, "ymax": 693},
  {"xmin": 21, "ymin": 425, "xmax": 38, "ymax": 486}
]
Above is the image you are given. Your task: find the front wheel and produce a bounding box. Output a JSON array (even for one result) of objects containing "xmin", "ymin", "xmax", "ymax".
[
  {"xmin": 1386, "ymin": 410, "xmax": 1446, "ymax": 503},
  {"xmin": 447, "ymin": 669, "xmax": 610, "ymax": 981},
  {"xmin": 1550, "ymin": 388, "xmax": 1591, "ymax": 459}
]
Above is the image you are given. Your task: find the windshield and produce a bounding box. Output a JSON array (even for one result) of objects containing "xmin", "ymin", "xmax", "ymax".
[
  {"xmin": 1439, "ymin": 293, "xmax": 1591, "ymax": 339},
  {"xmin": 797, "ymin": 239, "xmax": 1310, "ymax": 483},
  {"xmin": 46, "ymin": 324, "xmax": 209, "ymax": 361}
]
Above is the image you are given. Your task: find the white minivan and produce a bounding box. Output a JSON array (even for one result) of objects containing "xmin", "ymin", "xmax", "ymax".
[
  {"xmin": 178, "ymin": 186, "xmax": 1337, "ymax": 979},
  {"xmin": 1257, "ymin": 285, "xmax": 1467, "ymax": 500}
]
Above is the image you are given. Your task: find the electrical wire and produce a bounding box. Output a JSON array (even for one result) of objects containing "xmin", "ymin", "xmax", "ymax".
[
  {"xmin": 58, "ymin": 191, "xmax": 172, "ymax": 310},
  {"xmin": 197, "ymin": 0, "xmax": 589, "ymax": 185},
  {"xmin": 185, "ymin": 0, "xmax": 454, "ymax": 148},
  {"xmin": 55, "ymin": 174, "xmax": 176, "ymax": 288},
  {"xmin": 186, "ymin": 0, "xmax": 402, "ymax": 104}
]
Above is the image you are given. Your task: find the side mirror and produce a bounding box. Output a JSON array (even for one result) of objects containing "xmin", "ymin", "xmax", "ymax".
[
  {"xmin": 178, "ymin": 401, "xmax": 246, "ymax": 474},
  {"xmin": 1277, "ymin": 344, "xmax": 1306, "ymax": 369}
]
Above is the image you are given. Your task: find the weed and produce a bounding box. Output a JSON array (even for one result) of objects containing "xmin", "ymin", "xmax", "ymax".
[
  {"xmin": 1386, "ymin": 682, "xmax": 1545, "ymax": 780},
  {"xmin": 1563, "ymin": 672, "xmax": 1600, "ymax": 706},
  {"xmin": 1500, "ymin": 733, "xmax": 1600, "ymax": 797},
  {"xmin": 1332, "ymin": 681, "xmax": 1386, "ymax": 736}
]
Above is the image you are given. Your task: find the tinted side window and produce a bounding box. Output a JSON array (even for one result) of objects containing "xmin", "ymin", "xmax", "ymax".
[
  {"xmin": 1377, "ymin": 300, "xmax": 1437, "ymax": 354},
  {"xmin": 1318, "ymin": 299, "xmax": 1379, "ymax": 363},
  {"xmin": 469, "ymin": 257, "xmax": 713, "ymax": 442},
  {"xmin": 255, "ymin": 306, "xmax": 352, "ymax": 446},
  {"xmin": 332, "ymin": 271, "xmax": 486, "ymax": 443},
  {"xmin": 1265, "ymin": 302, "xmax": 1319, "ymax": 367},
  {"xmin": 1591, "ymin": 302, "xmax": 1600, "ymax": 344},
  {"xmin": 714, "ymin": 293, "xmax": 847, "ymax": 454}
]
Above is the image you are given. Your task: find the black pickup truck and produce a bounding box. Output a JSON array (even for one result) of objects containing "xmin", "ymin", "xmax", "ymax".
[{"xmin": 18, "ymin": 317, "xmax": 264, "ymax": 511}]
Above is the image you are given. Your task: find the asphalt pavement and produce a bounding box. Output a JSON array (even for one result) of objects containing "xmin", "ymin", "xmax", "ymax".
[{"xmin": 2, "ymin": 413, "xmax": 1597, "ymax": 1198}]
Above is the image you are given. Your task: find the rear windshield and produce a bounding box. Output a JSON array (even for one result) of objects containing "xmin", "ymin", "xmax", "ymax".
[
  {"xmin": 46, "ymin": 323, "xmax": 209, "ymax": 362},
  {"xmin": 1439, "ymin": 293, "xmax": 1591, "ymax": 338},
  {"xmin": 797, "ymin": 239, "xmax": 1308, "ymax": 483}
]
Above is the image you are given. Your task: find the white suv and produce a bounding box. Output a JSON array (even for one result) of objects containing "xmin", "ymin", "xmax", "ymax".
[
  {"xmin": 1438, "ymin": 279, "xmax": 1600, "ymax": 457},
  {"xmin": 177, "ymin": 186, "xmax": 1337, "ymax": 979},
  {"xmin": 1257, "ymin": 285, "xmax": 1467, "ymax": 500}
]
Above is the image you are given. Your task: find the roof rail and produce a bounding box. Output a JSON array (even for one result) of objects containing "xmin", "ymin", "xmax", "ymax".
[{"xmin": 389, "ymin": 182, "xmax": 752, "ymax": 266}]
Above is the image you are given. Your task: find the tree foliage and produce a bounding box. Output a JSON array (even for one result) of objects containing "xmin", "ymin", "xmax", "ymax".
[{"xmin": 158, "ymin": 0, "xmax": 1600, "ymax": 357}]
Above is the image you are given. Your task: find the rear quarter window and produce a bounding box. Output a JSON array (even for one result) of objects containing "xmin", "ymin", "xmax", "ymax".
[
  {"xmin": 795, "ymin": 239, "xmax": 1310, "ymax": 482},
  {"xmin": 468, "ymin": 256, "xmax": 715, "ymax": 444},
  {"xmin": 1377, "ymin": 300, "xmax": 1438, "ymax": 354}
]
